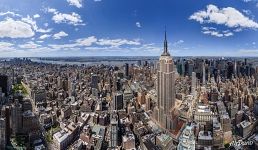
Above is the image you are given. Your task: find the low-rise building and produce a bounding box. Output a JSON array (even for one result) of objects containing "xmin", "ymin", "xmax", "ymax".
[{"xmin": 122, "ymin": 132, "xmax": 136, "ymax": 150}]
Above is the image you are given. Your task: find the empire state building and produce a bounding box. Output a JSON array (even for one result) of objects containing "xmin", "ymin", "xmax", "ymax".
[{"xmin": 154, "ymin": 31, "xmax": 176, "ymax": 130}]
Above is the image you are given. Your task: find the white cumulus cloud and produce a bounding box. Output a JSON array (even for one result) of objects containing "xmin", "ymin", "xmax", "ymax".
[
  {"xmin": 224, "ymin": 32, "xmax": 233, "ymax": 37},
  {"xmin": 242, "ymin": 0, "xmax": 252, "ymax": 2},
  {"xmin": 136, "ymin": 22, "xmax": 141, "ymax": 28},
  {"xmin": 47, "ymin": 7, "xmax": 84, "ymax": 26},
  {"xmin": 67, "ymin": 0, "xmax": 82, "ymax": 8},
  {"xmin": 53, "ymin": 31, "xmax": 68, "ymax": 39},
  {"xmin": 47, "ymin": 8, "xmax": 57, "ymax": 13},
  {"xmin": 22, "ymin": 15, "xmax": 52, "ymax": 33},
  {"xmin": 0, "ymin": 11, "xmax": 52, "ymax": 39},
  {"xmin": 0, "ymin": 18, "xmax": 34, "ymax": 38},
  {"xmin": 52, "ymin": 12, "xmax": 84, "ymax": 25},
  {"xmin": 48, "ymin": 36, "xmax": 142, "ymax": 50},
  {"xmin": 0, "ymin": 11, "xmax": 21, "ymax": 17},
  {"xmin": 39, "ymin": 34, "xmax": 51, "ymax": 40},
  {"xmin": 97, "ymin": 38, "xmax": 141, "ymax": 47},
  {"xmin": 76, "ymin": 36, "xmax": 97, "ymax": 46},
  {"xmin": 33, "ymin": 14, "xmax": 40, "ymax": 18},
  {"xmin": 201, "ymin": 26, "xmax": 234, "ymax": 37},
  {"xmin": 202, "ymin": 30, "xmax": 223, "ymax": 37},
  {"xmin": 189, "ymin": 4, "xmax": 258, "ymax": 30}
]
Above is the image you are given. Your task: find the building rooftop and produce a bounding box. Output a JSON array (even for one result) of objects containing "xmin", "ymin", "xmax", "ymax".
[
  {"xmin": 53, "ymin": 129, "xmax": 70, "ymax": 143},
  {"xmin": 156, "ymin": 133, "xmax": 172, "ymax": 147},
  {"xmin": 122, "ymin": 133, "xmax": 135, "ymax": 142},
  {"xmin": 143, "ymin": 139, "xmax": 161, "ymax": 150},
  {"xmin": 197, "ymin": 105, "xmax": 211, "ymax": 113},
  {"xmin": 92, "ymin": 124, "xmax": 105, "ymax": 139},
  {"xmin": 198, "ymin": 131, "xmax": 212, "ymax": 140},
  {"xmin": 178, "ymin": 125, "xmax": 195, "ymax": 150},
  {"xmin": 34, "ymin": 144, "xmax": 46, "ymax": 150},
  {"xmin": 23, "ymin": 110, "xmax": 35, "ymax": 117},
  {"xmin": 240, "ymin": 120, "xmax": 251, "ymax": 128}
]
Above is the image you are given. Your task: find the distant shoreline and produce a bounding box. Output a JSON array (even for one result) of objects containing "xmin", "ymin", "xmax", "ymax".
[{"xmin": 1, "ymin": 56, "xmax": 257, "ymax": 61}]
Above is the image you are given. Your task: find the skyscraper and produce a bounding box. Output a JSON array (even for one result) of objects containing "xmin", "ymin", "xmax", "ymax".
[
  {"xmin": 91, "ymin": 74, "xmax": 99, "ymax": 89},
  {"xmin": 1, "ymin": 106, "xmax": 10, "ymax": 144},
  {"xmin": 11, "ymin": 100, "xmax": 22, "ymax": 134},
  {"xmin": 154, "ymin": 31, "xmax": 176, "ymax": 130},
  {"xmin": 181, "ymin": 59, "xmax": 185, "ymax": 76},
  {"xmin": 202, "ymin": 61, "xmax": 206, "ymax": 85},
  {"xmin": 109, "ymin": 113, "xmax": 118, "ymax": 149},
  {"xmin": 113, "ymin": 92, "xmax": 124, "ymax": 110},
  {"xmin": 0, "ymin": 75, "xmax": 8, "ymax": 96},
  {"xmin": 191, "ymin": 72, "xmax": 197, "ymax": 97},
  {"xmin": 124, "ymin": 63, "xmax": 129, "ymax": 78},
  {"xmin": 0, "ymin": 118, "xmax": 6, "ymax": 149}
]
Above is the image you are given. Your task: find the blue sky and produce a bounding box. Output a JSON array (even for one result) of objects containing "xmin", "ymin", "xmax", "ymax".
[{"xmin": 1, "ymin": 0, "xmax": 258, "ymax": 57}]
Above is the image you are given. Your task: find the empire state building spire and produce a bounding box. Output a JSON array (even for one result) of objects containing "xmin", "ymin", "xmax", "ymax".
[{"xmin": 161, "ymin": 29, "xmax": 170, "ymax": 56}]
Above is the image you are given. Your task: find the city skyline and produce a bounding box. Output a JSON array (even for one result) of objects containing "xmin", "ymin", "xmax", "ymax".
[
  {"xmin": 1, "ymin": 30, "xmax": 258, "ymax": 149},
  {"xmin": 1, "ymin": 0, "xmax": 258, "ymax": 57},
  {"xmin": 1, "ymin": 1, "xmax": 258, "ymax": 149}
]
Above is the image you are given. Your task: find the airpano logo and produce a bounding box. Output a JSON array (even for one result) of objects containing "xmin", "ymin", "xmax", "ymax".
[{"xmin": 229, "ymin": 140, "xmax": 253, "ymax": 147}]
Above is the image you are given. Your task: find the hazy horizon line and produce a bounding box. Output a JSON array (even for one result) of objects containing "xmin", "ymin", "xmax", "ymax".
[{"xmin": 0, "ymin": 55, "xmax": 258, "ymax": 58}]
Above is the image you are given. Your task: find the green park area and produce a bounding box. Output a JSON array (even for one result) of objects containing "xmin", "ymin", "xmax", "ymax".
[
  {"xmin": 12, "ymin": 84, "xmax": 28, "ymax": 95},
  {"xmin": 8, "ymin": 135, "xmax": 28, "ymax": 150},
  {"xmin": 45, "ymin": 125, "xmax": 61, "ymax": 143}
]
